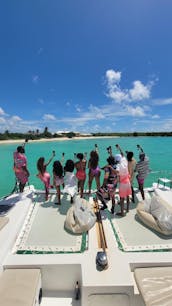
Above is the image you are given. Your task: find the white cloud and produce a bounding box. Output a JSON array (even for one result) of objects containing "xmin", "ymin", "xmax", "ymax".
[
  {"xmin": 152, "ymin": 114, "xmax": 160, "ymax": 119},
  {"xmin": 108, "ymin": 90, "xmax": 128, "ymax": 103},
  {"xmin": 95, "ymin": 113, "xmax": 105, "ymax": 119},
  {"xmin": 153, "ymin": 98, "xmax": 172, "ymax": 105},
  {"xmin": 38, "ymin": 98, "xmax": 44, "ymax": 104},
  {"xmin": 43, "ymin": 114, "xmax": 56, "ymax": 121},
  {"xmin": 106, "ymin": 69, "xmax": 121, "ymax": 86},
  {"xmin": 11, "ymin": 116, "xmax": 22, "ymax": 121},
  {"xmin": 32, "ymin": 75, "xmax": 39, "ymax": 84},
  {"xmin": 75, "ymin": 105, "xmax": 81, "ymax": 112},
  {"xmin": 0, "ymin": 107, "xmax": 6, "ymax": 115},
  {"xmin": 126, "ymin": 106, "xmax": 146, "ymax": 117},
  {"xmin": 105, "ymin": 69, "xmax": 152, "ymax": 103},
  {"xmin": 0, "ymin": 117, "xmax": 6, "ymax": 123},
  {"xmin": 129, "ymin": 80, "xmax": 150, "ymax": 101},
  {"xmin": 0, "ymin": 69, "xmax": 165, "ymax": 133}
]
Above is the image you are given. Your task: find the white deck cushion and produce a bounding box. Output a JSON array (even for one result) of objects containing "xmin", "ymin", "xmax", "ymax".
[
  {"xmin": 0, "ymin": 269, "xmax": 40, "ymax": 306},
  {"xmin": 155, "ymin": 189, "xmax": 172, "ymax": 205},
  {"xmin": 134, "ymin": 267, "xmax": 172, "ymax": 306},
  {"xmin": 136, "ymin": 199, "xmax": 172, "ymax": 235}
]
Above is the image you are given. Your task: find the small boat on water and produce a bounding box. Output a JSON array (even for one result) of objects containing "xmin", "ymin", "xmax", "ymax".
[{"xmin": 0, "ymin": 180, "xmax": 172, "ymax": 306}]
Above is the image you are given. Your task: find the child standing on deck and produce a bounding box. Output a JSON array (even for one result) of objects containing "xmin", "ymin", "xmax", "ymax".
[{"xmin": 53, "ymin": 160, "xmax": 64, "ymax": 205}]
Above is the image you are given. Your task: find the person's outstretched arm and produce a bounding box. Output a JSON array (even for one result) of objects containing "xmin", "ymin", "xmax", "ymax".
[
  {"xmin": 137, "ymin": 144, "xmax": 144, "ymax": 153},
  {"xmin": 46, "ymin": 150, "xmax": 55, "ymax": 166},
  {"xmin": 116, "ymin": 144, "xmax": 124, "ymax": 156}
]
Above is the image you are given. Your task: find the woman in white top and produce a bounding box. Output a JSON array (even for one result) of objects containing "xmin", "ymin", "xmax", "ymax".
[{"xmin": 63, "ymin": 159, "xmax": 77, "ymax": 203}]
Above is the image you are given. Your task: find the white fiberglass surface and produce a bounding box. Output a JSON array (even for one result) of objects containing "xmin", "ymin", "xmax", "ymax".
[
  {"xmin": 88, "ymin": 294, "xmax": 130, "ymax": 306},
  {"xmin": 14, "ymin": 193, "xmax": 85, "ymax": 253}
]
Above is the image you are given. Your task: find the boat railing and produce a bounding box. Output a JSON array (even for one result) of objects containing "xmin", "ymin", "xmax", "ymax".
[{"xmin": 145, "ymin": 170, "xmax": 172, "ymax": 188}]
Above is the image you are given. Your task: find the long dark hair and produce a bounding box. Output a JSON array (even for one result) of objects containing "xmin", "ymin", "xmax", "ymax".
[
  {"xmin": 53, "ymin": 161, "xmax": 63, "ymax": 178},
  {"xmin": 64, "ymin": 159, "xmax": 74, "ymax": 173},
  {"xmin": 37, "ymin": 157, "xmax": 45, "ymax": 175},
  {"xmin": 89, "ymin": 150, "xmax": 99, "ymax": 169},
  {"xmin": 127, "ymin": 151, "xmax": 134, "ymax": 162}
]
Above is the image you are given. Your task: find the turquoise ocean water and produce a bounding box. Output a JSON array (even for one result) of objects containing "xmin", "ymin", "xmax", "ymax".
[{"xmin": 1, "ymin": 136, "xmax": 172, "ymax": 198}]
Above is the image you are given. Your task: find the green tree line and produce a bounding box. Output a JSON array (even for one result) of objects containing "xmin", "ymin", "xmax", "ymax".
[{"xmin": 1, "ymin": 128, "xmax": 172, "ymax": 141}]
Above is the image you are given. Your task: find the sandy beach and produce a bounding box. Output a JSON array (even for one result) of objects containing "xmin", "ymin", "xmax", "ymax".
[{"xmin": 0, "ymin": 136, "xmax": 118, "ymax": 145}]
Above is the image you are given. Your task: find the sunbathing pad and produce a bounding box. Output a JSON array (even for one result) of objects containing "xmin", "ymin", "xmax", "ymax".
[
  {"xmin": 13, "ymin": 193, "xmax": 87, "ymax": 254},
  {"xmin": 107, "ymin": 205, "xmax": 172, "ymax": 252}
]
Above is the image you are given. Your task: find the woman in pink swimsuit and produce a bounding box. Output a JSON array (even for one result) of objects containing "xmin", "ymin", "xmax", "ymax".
[
  {"xmin": 13, "ymin": 146, "xmax": 30, "ymax": 193},
  {"xmin": 37, "ymin": 151, "xmax": 55, "ymax": 200},
  {"xmin": 88, "ymin": 150, "xmax": 101, "ymax": 193},
  {"xmin": 75, "ymin": 153, "xmax": 87, "ymax": 198},
  {"xmin": 115, "ymin": 145, "xmax": 132, "ymax": 216}
]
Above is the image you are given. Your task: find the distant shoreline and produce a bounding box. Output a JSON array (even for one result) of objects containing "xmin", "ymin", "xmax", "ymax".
[{"xmin": 0, "ymin": 136, "xmax": 119, "ymax": 145}]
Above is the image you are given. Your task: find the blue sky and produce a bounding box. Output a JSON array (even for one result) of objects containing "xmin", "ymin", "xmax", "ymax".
[{"xmin": 0, "ymin": 0, "xmax": 172, "ymax": 133}]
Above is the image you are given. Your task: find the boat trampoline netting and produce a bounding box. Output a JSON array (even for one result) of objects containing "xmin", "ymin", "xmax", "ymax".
[{"xmin": 13, "ymin": 193, "xmax": 88, "ymax": 254}]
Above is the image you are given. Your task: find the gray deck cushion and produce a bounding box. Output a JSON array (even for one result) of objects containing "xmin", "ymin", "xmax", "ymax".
[
  {"xmin": 134, "ymin": 267, "xmax": 172, "ymax": 306},
  {"xmin": 0, "ymin": 269, "xmax": 40, "ymax": 306},
  {"xmin": 0, "ymin": 216, "xmax": 9, "ymax": 231}
]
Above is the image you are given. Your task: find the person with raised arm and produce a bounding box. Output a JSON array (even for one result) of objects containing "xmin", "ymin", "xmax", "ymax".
[
  {"xmin": 37, "ymin": 150, "xmax": 55, "ymax": 201},
  {"xmin": 88, "ymin": 148, "xmax": 101, "ymax": 193},
  {"xmin": 113, "ymin": 144, "xmax": 132, "ymax": 216},
  {"xmin": 97, "ymin": 154, "xmax": 118, "ymax": 213},
  {"xmin": 75, "ymin": 153, "xmax": 87, "ymax": 198},
  {"xmin": 63, "ymin": 159, "xmax": 77, "ymax": 203},
  {"xmin": 135, "ymin": 145, "xmax": 150, "ymax": 200},
  {"xmin": 126, "ymin": 151, "xmax": 136, "ymax": 203}
]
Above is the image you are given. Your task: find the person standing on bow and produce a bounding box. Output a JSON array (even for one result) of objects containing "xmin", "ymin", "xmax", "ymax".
[
  {"xmin": 13, "ymin": 145, "xmax": 30, "ymax": 194},
  {"xmin": 75, "ymin": 153, "xmax": 87, "ymax": 198},
  {"xmin": 97, "ymin": 154, "xmax": 118, "ymax": 213},
  {"xmin": 126, "ymin": 151, "xmax": 136, "ymax": 203},
  {"xmin": 63, "ymin": 159, "xmax": 77, "ymax": 203},
  {"xmin": 113, "ymin": 144, "xmax": 132, "ymax": 216},
  {"xmin": 37, "ymin": 151, "xmax": 55, "ymax": 201},
  {"xmin": 53, "ymin": 160, "xmax": 64, "ymax": 205},
  {"xmin": 88, "ymin": 149, "xmax": 101, "ymax": 193},
  {"xmin": 135, "ymin": 145, "xmax": 150, "ymax": 200}
]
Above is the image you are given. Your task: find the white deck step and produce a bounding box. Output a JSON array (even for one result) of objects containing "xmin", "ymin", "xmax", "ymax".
[
  {"xmin": 41, "ymin": 295, "xmax": 130, "ymax": 306},
  {"xmin": 41, "ymin": 296, "xmax": 80, "ymax": 306}
]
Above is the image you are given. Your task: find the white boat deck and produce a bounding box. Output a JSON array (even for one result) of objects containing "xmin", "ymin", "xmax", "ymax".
[{"xmin": 1, "ymin": 185, "xmax": 172, "ymax": 306}]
